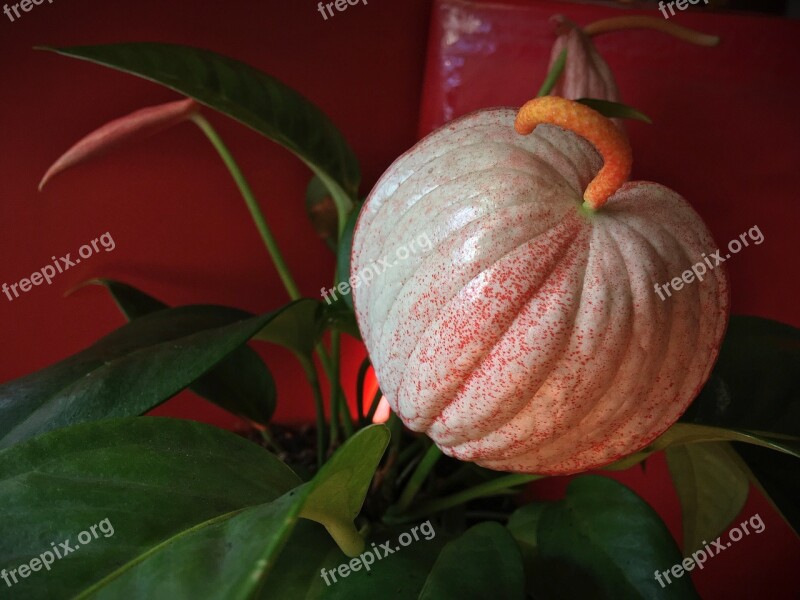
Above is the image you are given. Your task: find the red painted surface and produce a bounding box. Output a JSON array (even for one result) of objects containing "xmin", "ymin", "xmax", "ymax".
[{"xmin": 0, "ymin": 0, "xmax": 797, "ymax": 597}]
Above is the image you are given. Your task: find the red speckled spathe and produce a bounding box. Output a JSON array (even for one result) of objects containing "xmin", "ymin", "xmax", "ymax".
[{"xmin": 351, "ymin": 108, "xmax": 729, "ymax": 475}]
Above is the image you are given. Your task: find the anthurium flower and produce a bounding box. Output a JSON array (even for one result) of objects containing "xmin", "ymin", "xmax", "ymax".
[{"xmin": 351, "ymin": 97, "xmax": 728, "ymax": 475}]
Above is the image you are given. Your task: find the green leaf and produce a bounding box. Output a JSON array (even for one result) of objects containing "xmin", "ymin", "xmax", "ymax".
[
  {"xmin": 537, "ymin": 475, "xmax": 699, "ymax": 599},
  {"xmin": 682, "ymin": 316, "xmax": 800, "ymax": 437},
  {"xmin": 266, "ymin": 520, "xmax": 446, "ymax": 599},
  {"xmin": 0, "ymin": 305, "xmax": 287, "ymax": 448},
  {"xmin": 335, "ymin": 204, "xmax": 360, "ymax": 311},
  {"xmin": 43, "ymin": 43, "xmax": 360, "ymax": 216},
  {"xmin": 681, "ymin": 315, "xmax": 800, "ymax": 533},
  {"xmin": 323, "ymin": 302, "xmax": 362, "ymax": 341},
  {"xmin": 605, "ymin": 422, "xmax": 800, "ymax": 472},
  {"xmin": 537, "ymin": 48, "xmax": 567, "ymax": 98},
  {"xmin": 576, "ymin": 98, "xmax": 653, "ymax": 123},
  {"xmin": 301, "ymin": 424, "xmax": 390, "ymax": 557},
  {"xmin": 254, "ymin": 298, "xmax": 324, "ymax": 359},
  {"xmin": 0, "ymin": 417, "xmax": 301, "ymax": 599},
  {"xmin": 665, "ymin": 442, "xmax": 750, "ymax": 554},
  {"xmin": 85, "ymin": 487, "xmax": 314, "ymax": 600},
  {"xmin": 734, "ymin": 444, "xmax": 800, "ymax": 533},
  {"xmin": 507, "ymin": 503, "xmax": 548, "ymax": 592},
  {"xmin": 419, "ymin": 522, "xmax": 525, "ymax": 600},
  {"xmin": 90, "ymin": 278, "xmax": 276, "ymax": 424}
]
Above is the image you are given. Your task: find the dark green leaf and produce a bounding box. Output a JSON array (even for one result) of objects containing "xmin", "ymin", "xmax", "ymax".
[
  {"xmin": 576, "ymin": 98, "xmax": 652, "ymax": 123},
  {"xmin": 734, "ymin": 444, "xmax": 800, "ymax": 533},
  {"xmin": 266, "ymin": 520, "xmax": 446, "ymax": 599},
  {"xmin": 90, "ymin": 278, "xmax": 276, "ymax": 424},
  {"xmin": 537, "ymin": 475, "xmax": 699, "ymax": 599},
  {"xmin": 680, "ymin": 316, "xmax": 800, "ymax": 532},
  {"xmin": 0, "ymin": 417, "xmax": 301, "ymax": 599},
  {"xmin": 254, "ymin": 298, "xmax": 323, "ymax": 360},
  {"xmin": 43, "ymin": 43, "xmax": 360, "ymax": 209},
  {"xmin": 0, "ymin": 305, "xmax": 286, "ymax": 448},
  {"xmin": 335, "ymin": 204, "xmax": 360, "ymax": 311},
  {"xmin": 419, "ymin": 522, "xmax": 525, "ymax": 600},
  {"xmin": 665, "ymin": 442, "xmax": 749, "ymax": 554},
  {"xmin": 682, "ymin": 316, "xmax": 800, "ymax": 437},
  {"xmin": 507, "ymin": 503, "xmax": 548, "ymax": 592},
  {"xmin": 85, "ymin": 487, "xmax": 313, "ymax": 599}
]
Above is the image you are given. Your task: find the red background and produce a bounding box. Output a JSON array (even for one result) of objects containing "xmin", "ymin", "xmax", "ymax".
[{"xmin": 0, "ymin": 0, "xmax": 797, "ymax": 597}]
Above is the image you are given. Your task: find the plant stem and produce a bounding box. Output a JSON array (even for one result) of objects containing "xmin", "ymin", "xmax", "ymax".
[
  {"xmin": 394, "ymin": 444, "xmax": 442, "ymax": 513},
  {"xmin": 192, "ymin": 113, "xmax": 338, "ymax": 461},
  {"xmin": 536, "ymin": 47, "xmax": 567, "ymax": 98},
  {"xmin": 191, "ymin": 114, "xmax": 301, "ymax": 300},
  {"xmin": 300, "ymin": 358, "xmax": 327, "ymax": 468},
  {"xmin": 355, "ymin": 356, "xmax": 371, "ymax": 424},
  {"xmin": 396, "ymin": 435, "xmax": 427, "ymax": 470},
  {"xmin": 386, "ymin": 473, "xmax": 543, "ymax": 525},
  {"xmin": 328, "ymin": 330, "xmax": 342, "ymax": 450},
  {"xmin": 258, "ymin": 427, "xmax": 285, "ymax": 454},
  {"xmin": 364, "ymin": 389, "xmax": 384, "ymax": 424}
]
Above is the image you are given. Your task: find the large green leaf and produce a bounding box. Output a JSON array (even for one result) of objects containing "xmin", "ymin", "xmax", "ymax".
[
  {"xmin": 300, "ymin": 424, "xmax": 391, "ymax": 557},
  {"xmin": 681, "ymin": 315, "xmax": 800, "ymax": 436},
  {"xmin": 537, "ymin": 475, "xmax": 699, "ymax": 599},
  {"xmin": 90, "ymin": 278, "xmax": 276, "ymax": 424},
  {"xmin": 665, "ymin": 442, "xmax": 750, "ymax": 554},
  {"xmin": 43, "ymin": 43, "xmax": 360, "ymax": 211},
  {"xmin": 265, "ymin": 520, "xmax": 446, "ymax": 599},
  {"xmin": 734, "ymin": 444, "xmax": 800, "ymax": 533},
  {"xmin": 0, "ymin": 305, "xmax": 283, "ymax": 448},
  {"xmin": 419, "ymin": 522, "xmax": 525, "ymax": 600},
  {"xmin": 0, "ymin": 417, "xmax": 301, "ymax": 599},
  {"xmin": 85, "ymin": 487, "xmax": 314, "ymax": 599}
]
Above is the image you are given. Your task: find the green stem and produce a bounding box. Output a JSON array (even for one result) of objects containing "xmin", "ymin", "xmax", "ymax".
[
  {"xmin": 258, "ymin": 428, "xmax": 285, "ymax": 455},
  {"xmin": 355, "ymin": 356, "xmax": 371, "ymax": 424},
  {"xmin": 394, "ymin": 444, "xmax": 442, "ymax": 512},
  {"xmin": 365, "ymin": 389, "xmax": 384, "ymax": 424},
  {"xmin": 396, "ymin": 435, "xmax": 427, "ymax": 470},
  {"xmin": 192, "ymin": 113, "xmax": 338, "ymax": 460},
  {"xmin": 536, "ymin": 47, "xmax": 567, "ymax": 98},
  {"xmin": 191, "ymin": 114, "xmax": 301, "ymax": 300},
  {"xmin": 386, "ymin": 473, "xmax": 543, "ymax": 525},
  {"xmin": 328, "ymin": 331, "xmax": 342, "ymax": 450},
  {"xmin": 301, "ymin": 358, "xmax": 327, "ymax": 468}
]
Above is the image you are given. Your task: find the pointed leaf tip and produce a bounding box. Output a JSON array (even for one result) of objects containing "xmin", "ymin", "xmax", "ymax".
[{"xmin": 39, "ymin": 97, "xmax": 198, "ymax": 191}]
